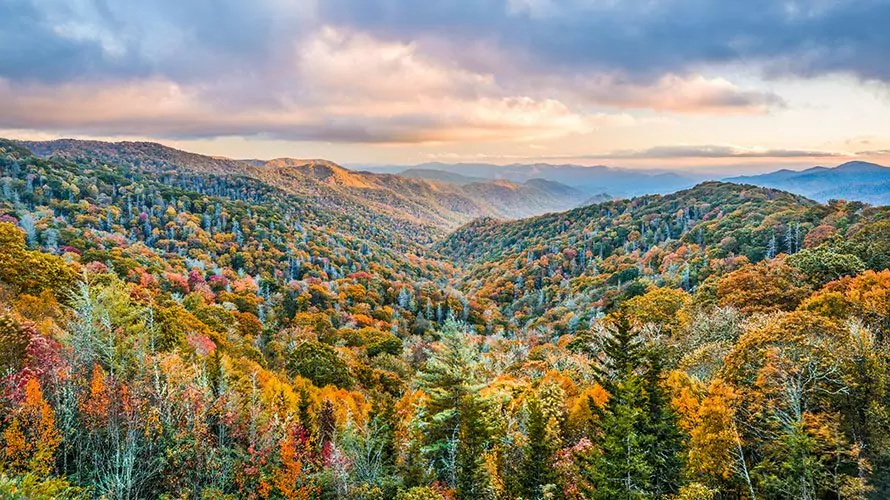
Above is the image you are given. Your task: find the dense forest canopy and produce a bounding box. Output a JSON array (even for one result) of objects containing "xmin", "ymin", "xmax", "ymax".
[{"xmin": 1, "ymin": 139, "xmax": 889, "ymax": 499}]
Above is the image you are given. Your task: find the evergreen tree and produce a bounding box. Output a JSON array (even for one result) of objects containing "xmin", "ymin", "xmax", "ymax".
[
  {"xmin": 585, "ymin": 374, "xmax": 653, "ymax": 499},
  {"xmin": 456, "ymin": 392, "xmax": 494, "ymax": 499},
  {"xmin": 593, "ymin": 311, "xmax": 644, "ymax": 395},
  {"xmin": 522, "ymin": 396, "xmax": 558, "ymax": 499},
  {"xmin": 416, "ymin": 319, "xmax": 492, "ymax": 498},
  {"xmin": 642, "ymin": 350, "xmax": 685, "ymax": 496},
  {"xmin": 583, "ymin": 310, "xmax": 685, "ymax": 499}
]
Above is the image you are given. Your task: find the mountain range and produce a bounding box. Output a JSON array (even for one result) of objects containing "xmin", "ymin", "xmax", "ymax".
[
  {"xmin": 21, "ymin": 140, "xmax": 590, "ymax": 241},
  {"xmin": 17, "ymin": 141, "xmax": 890, "ymax": 238},
  {"xmin": 3, "ymin": 137, "xmax": 890, "ymax": 498},
  {"xmin": 363, "ymin": 159, "xmax": 890, "ymax": 207},
  {"xmin": 360, "ymin": 162, "xmax": 702, "ymax": 197},
  {"xmin": 724, "ymin": 160, "xmax": 890, "ymax": 204}
]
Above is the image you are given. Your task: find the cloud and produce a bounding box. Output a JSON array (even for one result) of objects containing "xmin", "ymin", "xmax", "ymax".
[
  {"xmin": 576, "ymin": 74, "xmax": 786, "ymax": 114},
  {"xmin": 2, "ymin": 0, "xmax": 888, "ymax": 144},
  {"xmin": 857, "ymin": 149, "xmax": 890, "ymax": 157},
  {"xmin": 0, "ymin": 0, "xmax": 315, "ymax": 83},
  {"xmin": 7, "ymin": 0, "xmax": 889, "ymax": 87},
  {"xmin": 321, "ymin": 0, "xmax": 890, "ymax": 83},
  {"xmin": 578, "ymin": 145, "xmax": 851, "ymax": 160},
  {"xmin": 0, "ymin": 28, "xmax": 635, "ymax": 144}
]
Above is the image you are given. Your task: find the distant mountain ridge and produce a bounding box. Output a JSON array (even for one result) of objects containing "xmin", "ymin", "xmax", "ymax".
[
  {"xmin": 725, "ymin": 161, "xmax": 890, "ymax": 205},
  {"xmin": 360, "ymin": 162, "xmax": 702, "ymax": 197},
  {"xmin": 398, "ymin": 168, "xmax": 488, "ymax": 185},
  {"xmin": 19, "ymin": 139, "xmax": 592, "ymax": 239}
]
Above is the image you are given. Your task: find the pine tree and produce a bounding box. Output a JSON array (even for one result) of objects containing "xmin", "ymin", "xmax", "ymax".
[
  {"xmin": 642, "ymin": 350, "xmax": 685, "ymax": 496},
  {"xmin": 583, "ymin": 310, "xmax": 685, "ymax": 499},
  {"xmin": 593, "ymin": 311, "xmax": 644, "ymax": 395},
  {"xmin": 522, "ymin": 396, "xmax": 559, "ymax": 498},
  {"xmin": 416, "ymin": 319, "xmax": 491, "ymax": 498},
  {"xmin": 456, "ymin": 392, "xmax": 494, "ymax": 499},
  {"xmin": 585, "ymin": 374, "xmax": 653, "ymax": 499}
]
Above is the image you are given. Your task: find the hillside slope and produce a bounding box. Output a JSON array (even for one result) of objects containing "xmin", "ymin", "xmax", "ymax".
[
  {"xmin": 4, "ymin": 141, "xmax": 890, "ymax": 499},
  {"xmin": 437, "ymin": 181, "xmax": 890, "ymax": 330},
  {"xmin": 22, "ymin": 140, "xmax": 590, "ymax": 240}
]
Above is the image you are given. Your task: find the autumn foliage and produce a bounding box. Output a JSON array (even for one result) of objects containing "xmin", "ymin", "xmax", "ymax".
[{"xmin": 1, "ymin": 139, "xmax": 890, "ymax": 498}]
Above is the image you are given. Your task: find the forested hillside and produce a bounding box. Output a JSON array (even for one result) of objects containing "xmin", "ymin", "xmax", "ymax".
[
  {"xmin": 438, "ymin": 182, "xmax": 890, "ymax": 332},
  {"xmin": 2, "ymin": 140, "xmax": 890, "ymax": 499},
  {"xmin": 24, "ymin": 140, "xmax": 590, "ymax": 242}
]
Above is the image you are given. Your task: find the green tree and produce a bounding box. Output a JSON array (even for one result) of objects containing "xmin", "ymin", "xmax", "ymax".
[
  {"xmin": 583, "ymin": 310, "xmax": 685, "ymax": 499},
  {"xmin": 642, "ymin": 351, "xmax": 685, "ymax": 496},
  {"xmin": 786, "ymin": 246, "xmax": 865, "ymax": 286},
  {"xmin": 522, "ymin": 396, "xmax": 558, "ymax": 499},
  {"xmin": 286, "ymin": 340, "xmax": 354, "ymax": 388},
  {"xmin": 416, "ymin": 319, "xmax": 492, "ymax": 498}
]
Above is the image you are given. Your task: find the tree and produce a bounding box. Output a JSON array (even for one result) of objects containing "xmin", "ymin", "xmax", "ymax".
[
  {"xmin": 584, "ymin": 370, "xmax": 653, "ymax": 499},
  {"xmin": 273, "ymin": 425, "xmax": 320, "ymax": 499},
  {"xmin": 786, "ymin": 247, "xmax": 865, "ymax": 287},
  {"xmin": 582, "ymin": 310, "xmax": 685, "ymax": 499},
  {"xmin": 0, "ymin": 222, "xmax": 75, "ymax": 296},
  {"xmin": 2, "ymin": 378, "xmax": 61, "ymax": 477},
  {"xmin": 0, "ymin": 473, "xmax": 85, "ymax": 499},
  {"xmin": 833, "ymin": 321, "xmax": 890, "ymax": 497},
  {"xmin": 286, "ymin": 341, "xmax": 353, "ymax": 389},
  {"xmin": 416, "ymin": 319, "xmax": 492, "ymax": 498},
  {"xmin": 623, "ymin": 287, "xmax": 692, "ymax": 338},
  {"xmin": 0, "ymin": 312, "xmax": 30, "ymax": 373},
  {"xmin": 642, "ymin": 351, "xmax": 685, "ymax": 496},
  {"xmin": 396, "ymin": 486, "xmax": 447, "ymax": 500},
  {"xmin": 337, "ymin": 415, "xmax": 394, "ymax": 495},
  {"xmin": 678, "ymin": 378, "xmax": 740, "ymax": 493},
  {"xmin": 522, "ymin": 396, "xmax": 558, "ymax": 498},
  {"xmin": 716, "ymin": 259, "xmax": 811, "ymax": 315},
  {"xmin": 722, "ymin": 311, "xmax": 856, "ymax": 499},
  {"xmin": 520, "ymin": 380, "xmax": 566, "ymax": 498}
]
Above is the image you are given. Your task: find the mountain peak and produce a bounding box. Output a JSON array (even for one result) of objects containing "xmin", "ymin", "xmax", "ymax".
[
  {"xmin": 724, "ymin": 159, "xmax": 890, "ymax": 204},
  {"xmin": 834, "ymin": 160, "xmax": 886, "ymax": 172}
]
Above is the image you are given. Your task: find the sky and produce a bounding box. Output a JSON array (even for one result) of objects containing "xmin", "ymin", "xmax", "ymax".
[{"xmin": 2, "ymin": 0, "xmax": 889, "ymax": 173}]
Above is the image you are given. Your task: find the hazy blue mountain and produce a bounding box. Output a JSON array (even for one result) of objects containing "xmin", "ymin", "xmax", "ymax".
[
  {"xmin": 725, "ymin": 161, "xmax": 890, "ymax": 204},
  {"xmin": 358, "ymin": 162, "xmax": 703, "ymax": 197},
  {"xmin": 581, "ymin": 192, "xmax": 614, "ymax": 206}
]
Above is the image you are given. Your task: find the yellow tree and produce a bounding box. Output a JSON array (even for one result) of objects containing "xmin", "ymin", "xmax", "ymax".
[
  {"xmin": 1, "ymin": 378, "xmax": 62, "ymax": 477},
  {"xmin": 722, "ymin": 311, "xmax": 852, "ymax": 499},
  {"xmin": 623, "ymin": 286, "xmax": 692, "ymax": 337}
]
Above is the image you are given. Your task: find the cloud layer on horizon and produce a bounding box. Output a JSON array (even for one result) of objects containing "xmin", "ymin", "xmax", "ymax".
[
  {"xmin": 576, "ymin": 145, "xmax": 851, "ymax": 160},
  {"xmin": 1, "ymin": 0, "xmax": 888, "ymax": 149}
]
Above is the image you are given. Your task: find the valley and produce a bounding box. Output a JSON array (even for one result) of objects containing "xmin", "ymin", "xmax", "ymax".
[{"xmin": 1, "ymin": 138, "xmax": 890, "ymax": 499}]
